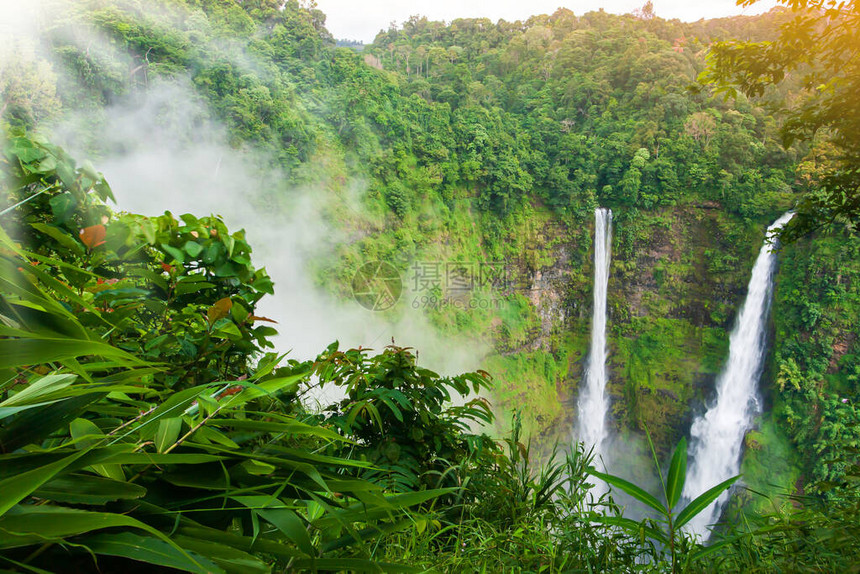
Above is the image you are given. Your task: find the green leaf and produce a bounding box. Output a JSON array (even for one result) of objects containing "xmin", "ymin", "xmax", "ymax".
[
  {"xmin": 183, "ymin": 241, "xmax": 203, "ymax": 257},
  {"xmin": 675, "ymin": 475, "xmax": 740, "ymax": 530},
  {"xmin": 36, "ymin": 155, "xmax": 57, "ymax": 173},
  {"xmin": 171, "ymin": 535, "xmax": 270, "ymax": 574},
  {"xmin": 99, "ymin": 452, "xmax": 223, "ymax": 466},
  {"xmin": 29, "ymin": 223, "xmax": 83, "ymax": 255},
  {"xmin": 0, "ymin": 374, "xmax": 77, "ymax": 408},
  {"xmin": 0, "ymin": 400, "xmax": 65, "ymax": 420},
  {"xmin": 33, "ymin": 474, "xmax": 146, "ymax": 504},
  {"xmin": 213, "ymin": 322, "xmax": 242, "ymax": 341},
  {"xmin": 241, "ymin": 459, "xmax": 276, "ymax": 476},
  {"xmin": 136, "ymin": 217, "xmax": 156, "ymax": 244},
  {"xmin": 177, "ymin": 525, "xmax": 301, "ymax": 561},
  {"xmin": 70, "ymin": 418, "xmax": 124, "ymax": 481},
  {"xmin": 689, "ymin": 536, "xmax": 738, "ymax": 562},
  {"xmin": 9, "ymin": 136, "xmax": 45, "ymax": 163},
  {"xmin": 218, "ymin": 373, "xmax": 307, "ymax": 409},
  {"xmin": 160, "ymin": 243, "xmax": 185, "ymax": 264},
  {"xmin": 230, "ymin": 301, "xmax": 249, "ymax": 324},
  {"xmin": 84, "ymin": 532, "xmax": 223, "ymax": 574},
  {"xmin": 312, "ymin": 489, "xmax": 454, "ymax": 530},
  {"xmin": 17, "ymin": 258, "xmax": 105, "ymax": 322},
  {"xmin": 194, "ymin": 426, "xmax": 239, "ymax": 449},
  {"xmin": 0, "ymin": 261, "xmax": 86, "ymax": 326},
  {"xmin": 126, "ymin": 267, "xmax": 168, "ymax": 291},
  {"xmin": 665, "ymin": 437, "xmax": 687, "ymax": 510},
  {"xmin": 155, "ymin": 417, "xmax": 183, "ymax": 453},
  {"xmin": 175, "ymin": 280, "xmax": 216, "ymax": 297},
  {"xmin": 233, "ymin": 496, "xmax": 315, "ymax": 557},
  {"xmin": 0, "ymin": 333, "xmax": 144, "ymax": 369},
  {"xmin": 0, "ymin": 393, "xmax": 104, "ymax": 453},
  {"xmin": 0, "ymin": 504, "xmax": 203, "ymax": 574},
  {"xmin": 94, "ymin": 179, "xmax": 114, "ymax": 202},
  {"xmin": 591, "ymin": 515, "xmax": 668, "ymax": 544},
  {"xmin": 0, "ymin": 449, "xmax": 88, "ymax": 517},
  {"xmin": 590, "ymin": 470, "xmax": 667, "ymax": 517},
  {"xmin": 222, "ymin": 235, "xmax": 235, "ymax": 258},
  {"xmin": 207, "ymin": 418, "xmax": 345, "ymax": 443},
  {"xmin": 141, "ymin": 385, "xmax": 213, "ymax": 429}
]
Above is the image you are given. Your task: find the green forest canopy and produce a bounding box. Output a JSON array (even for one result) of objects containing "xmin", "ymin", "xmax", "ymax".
[{"xmin": 1, "ymin": 0, "xmax": 858, "ymax": 571}]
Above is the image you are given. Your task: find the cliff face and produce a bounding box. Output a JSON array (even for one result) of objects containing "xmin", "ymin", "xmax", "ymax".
[
  {"xmin": 474, "ymin": 204, "xmax": 766, "ymax": 455},
  {"xmin": 603, "ymin": 206, "xmax": 762, "ymax": 451}
]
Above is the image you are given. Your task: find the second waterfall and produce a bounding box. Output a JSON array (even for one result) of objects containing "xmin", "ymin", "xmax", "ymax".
[
  {"xmin": 577, "ymin": 208, "xmax": 613, "ymax": 462},
  {"xmin": 682, "ymin": 212, "xmax": 794, "ymax": 539}
]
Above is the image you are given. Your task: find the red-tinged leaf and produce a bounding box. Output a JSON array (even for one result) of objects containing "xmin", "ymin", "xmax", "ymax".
[
  {"xmin": 207, "ymin": 297, "xmax": 233, "ymax": 326},
  {"xmin": 248, "ymin": 315, "xmax": 278, "ymax": 324},
  {"xmin": 79, "ymin": 225, "xmax": 106, "ymax": 250},
  {"xmin": 160, "ymin": 262, "xmax": 174, "ymax": 273},
  {"xmin": 217, "ymin": 386, "xmax": 244, "ymax": 399}
]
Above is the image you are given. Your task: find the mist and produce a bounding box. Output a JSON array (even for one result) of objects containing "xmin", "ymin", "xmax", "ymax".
[
  {"xmin": 56, "ymin": 76, "xmax": 487, "ymax": 373},
  {"xmin": 2, "ymin": 0, "xmax": 489, "ymax": 397}
]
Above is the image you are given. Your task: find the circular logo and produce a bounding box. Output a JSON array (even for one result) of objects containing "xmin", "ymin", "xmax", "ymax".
[{"xmin": 351, "ymin": 261, "xmax": 402, "ymax": 311}]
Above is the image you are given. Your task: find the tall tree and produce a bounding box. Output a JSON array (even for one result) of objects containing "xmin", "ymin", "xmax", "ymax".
[{"xmin": 701, "ymin": 0, "xmax": 860, "ymax": 240}]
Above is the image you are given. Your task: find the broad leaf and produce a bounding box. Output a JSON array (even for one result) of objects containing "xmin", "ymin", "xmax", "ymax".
[
  {"xmin": 70, "ymin": 418, "xmax": 124, "ymax": 481},
  {"xmin": 0, "ymin": 393, "xmax": 104, "ymax": 453},
  {"xmin": 34, "ymin": 474, "xmax": 146, "ymax": 504},
  {"xmin": 665, "ymin": 437, "xmax": 687, "ymax": 510},
  {"xmin": 218, "ymin": 373, "xmax": 307, "ymax": 409},
  {"xmin": 689, "ymin": 536, "xmax": 738, "ymax": 562},
  {"xmin": 79, "ymin": 225, "xmax": 106, "ymax": 250},
  {"xmin": 0, "ymin": 374, "xmax": 77, "ymax": 408},
  {"xmin": 589, "ymin": 515, "xmax": 668, "ymax": 544},
  {"xmin": 0, "ymin": 505, "xmax": 205, "ymax": 574},
  {"xmin": 0, "ymin": 334, "xmax": 144, "ymax": 369},
  {"xmin": 233, "ymin": 495, "xmax": 315, "ymax": 557},
  {"xmin": 84, "ymin": 531, "xmax": 222, "ymax": 574},
  {"xmin": 675, "ymin": 475, "xmax": 740, "ymax": 530},
  {"xmin": 28, "ymin": 223, "xmax": 83, "ymax": 256},
  {"xmin": 0, "ymin": 449, "xmax": 88, "ymax": 516},
  {"xmin": 207, "ymin": 297, "xmax": 233, "ymax": 326},
  {"xmin": 171, "ymin": 535, "xmax": 271, "ymax": 574},
  {"xmin": 177, "ymin": 526, "xmax": 302, "ymax": 561},
  {"xmin": 589, "ymin": 470, "xmax": 667, "ymax": 517},
  {"xmin": 155, "ymin": 417, "xmax": 183, "ymax": 453}
]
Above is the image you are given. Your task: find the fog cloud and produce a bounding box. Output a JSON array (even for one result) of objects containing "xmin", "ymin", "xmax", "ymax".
[
  {"xmin": 53, "ymin": 76, "xmax": 487, "ymax": 373},
  {"xmin": 6, "ymin": 0, "xmax": 490, "ymax": 407}
]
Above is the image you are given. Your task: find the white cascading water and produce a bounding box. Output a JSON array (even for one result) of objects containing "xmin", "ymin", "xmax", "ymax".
[
  {"xmin": 577, "ymin": 208, "xmax": 613, "ymax": 466},
  {"xmin": 682, "ymin": 212, "xmax": 794, "ymax": 539}
]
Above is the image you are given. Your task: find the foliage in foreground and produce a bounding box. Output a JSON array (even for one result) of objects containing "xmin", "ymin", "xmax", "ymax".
[
  {"xmin": 2, "ymin": 132, "xmax": 859, "ymax": 572},
  {"xmin": 0, "ymin": 131, "xmax": 483, "ymax": 572}
]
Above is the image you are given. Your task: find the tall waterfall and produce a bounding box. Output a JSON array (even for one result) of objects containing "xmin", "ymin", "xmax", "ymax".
[
  {"xmin": 682, "ymin": 212, "xmax": 794, "ymax": 539},
  {"xmin": 577, "ymin": 208, "xmax": 613, "ymax": 463}
]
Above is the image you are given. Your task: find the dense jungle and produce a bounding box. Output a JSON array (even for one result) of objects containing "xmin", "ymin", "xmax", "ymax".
[{"xmin": 0, "ymin": 0, "xmax": 858, "ymax": 571}]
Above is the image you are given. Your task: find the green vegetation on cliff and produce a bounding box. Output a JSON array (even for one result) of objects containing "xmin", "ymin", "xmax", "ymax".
[{"xmin": 2, "ymin": 0, "xmax": 859, "ymax": 570}]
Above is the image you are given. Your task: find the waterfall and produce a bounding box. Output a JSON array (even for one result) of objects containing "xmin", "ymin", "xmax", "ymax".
[
  {"xmin": 577, "ymin": 208, "xmax": 613, "ymax": 465},
  {"xmin": 682, "ymin": 212, "xmax": 794, "ymax": 539}
]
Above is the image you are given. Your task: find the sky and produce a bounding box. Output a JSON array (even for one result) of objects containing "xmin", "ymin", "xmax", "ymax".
[{"xmin": 314, "ymin": 0, "xmax": 779, "ymax": 43}]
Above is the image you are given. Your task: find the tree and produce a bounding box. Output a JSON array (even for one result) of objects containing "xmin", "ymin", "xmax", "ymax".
[
  {"xmin": 0, "ymin": 52, "xmax": 61, "ymax": 126},
  {"xmin": 701, "ymin": 0, "xmax": 860, "ymax": 240},
  {"xmin": 634, "ymin": 1, "xmax": 657, "ymax": 20}
]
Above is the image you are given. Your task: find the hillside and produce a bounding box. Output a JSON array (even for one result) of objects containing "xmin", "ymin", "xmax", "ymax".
[{"xmin": 1, "ymin": 0, "xmax": 858, "ymax": 571}]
